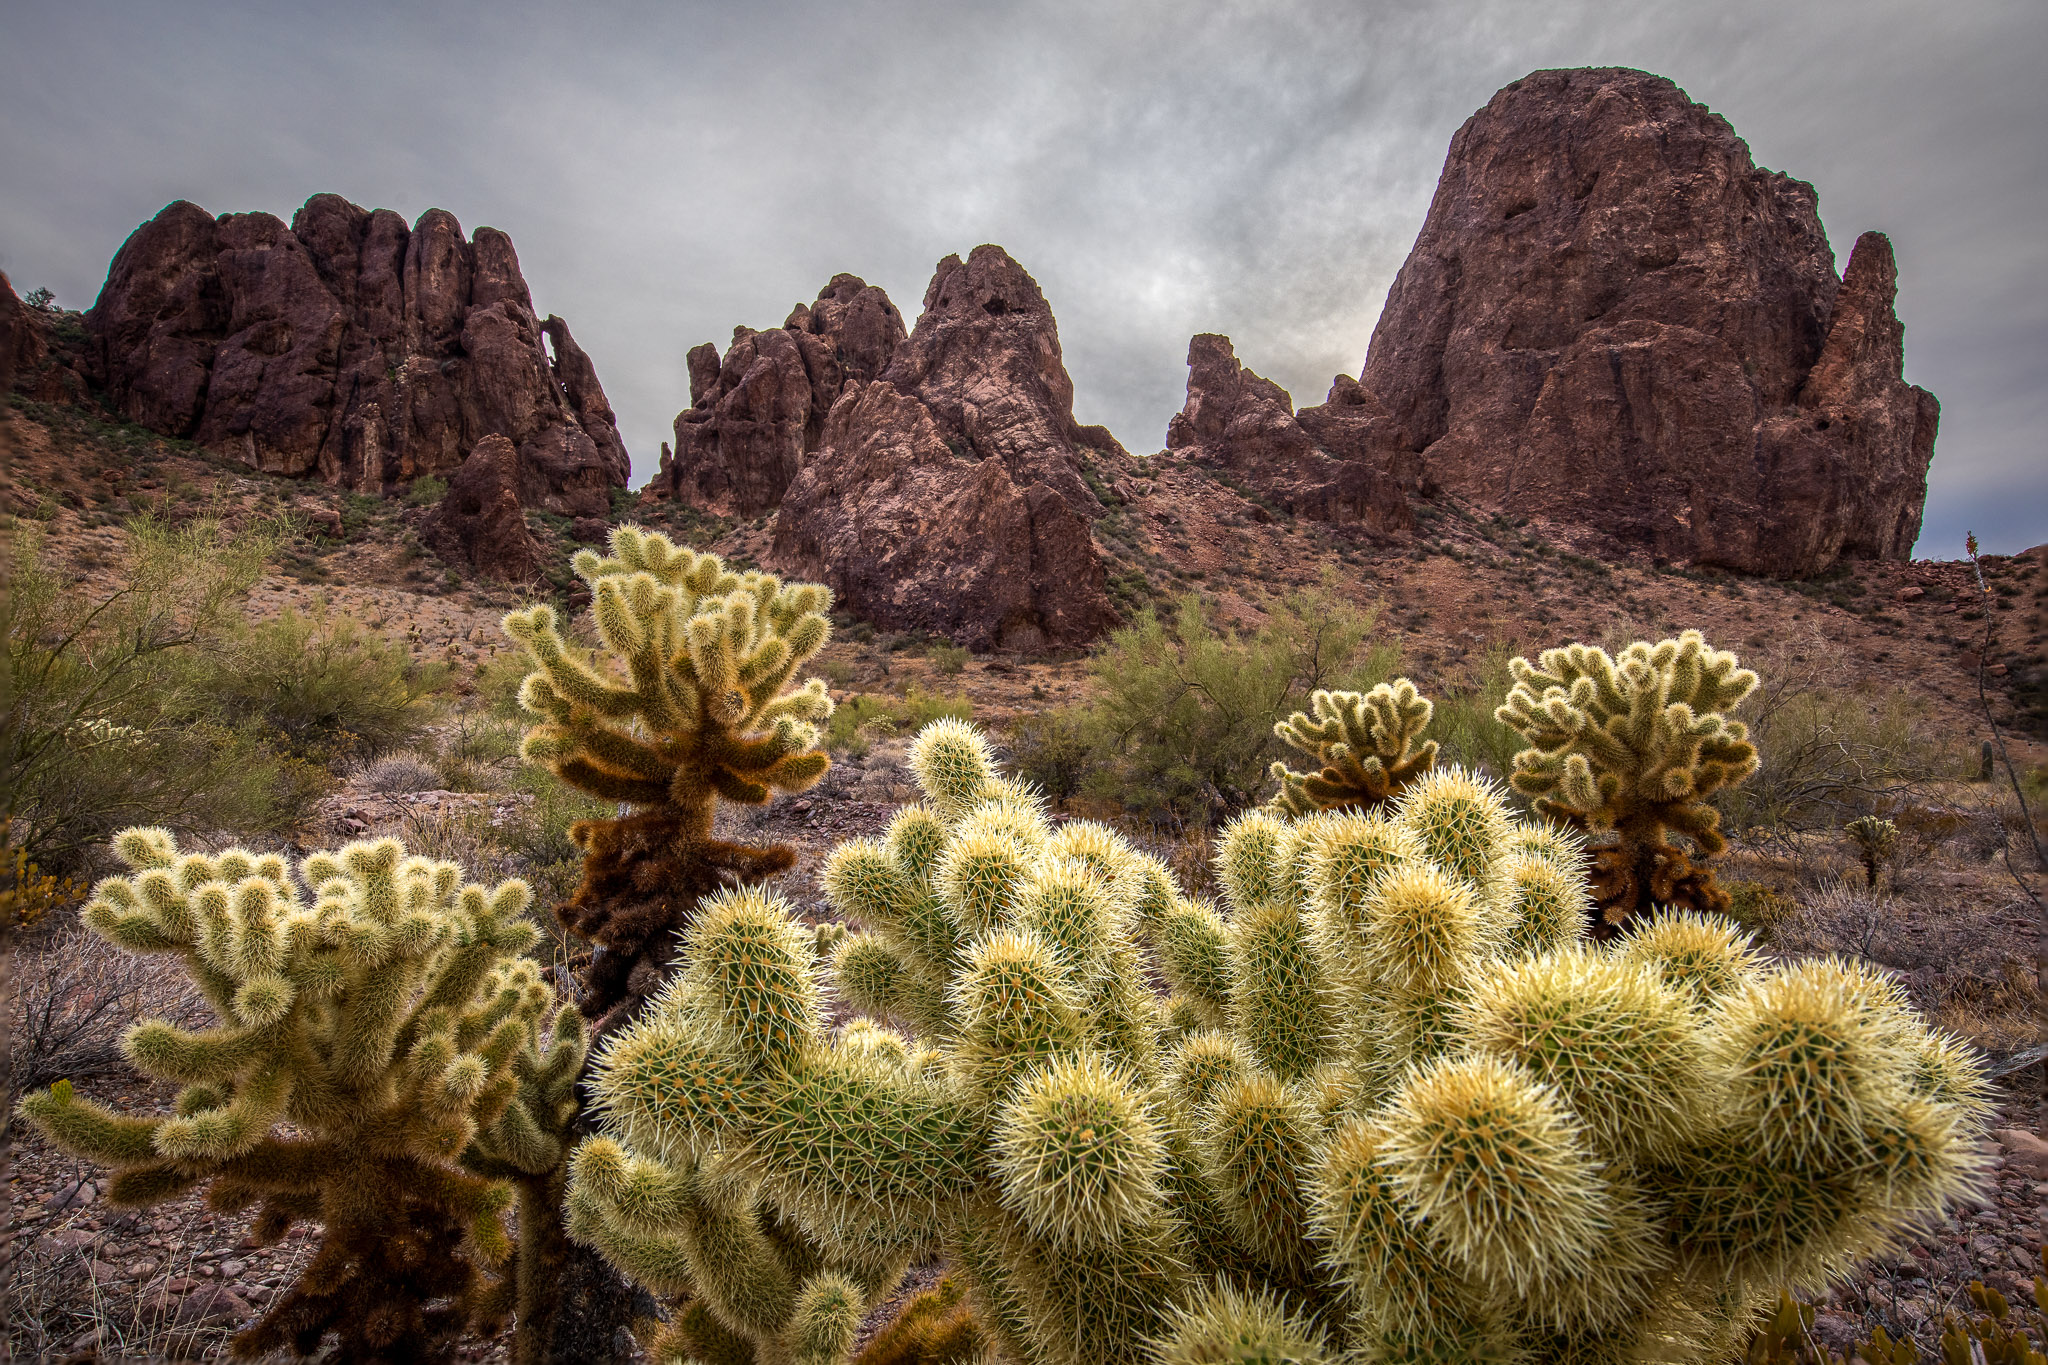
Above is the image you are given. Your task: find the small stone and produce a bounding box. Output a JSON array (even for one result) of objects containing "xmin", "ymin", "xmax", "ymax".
[
  {"xmin": 1970, "ymin": 1232, "xmax": 2007, "ymax": 1260},
  {"xmin": 45, "ymin": 1179, "xmax": 97, "ymax": 1211},
  {"xmin": 221, "ymin": 1258, "xmax": 247, "ymax": 1277},
  {"xmin": 1896, "ymin": 585, "xmax": 1926, "ymax": 601},
  {"xmin": 125, "ymin": 1259, "xmax": 156, "ymax": 1278},
  {"xmin": 88, "ymin": 1258, "xmax": 121, "ymax": 1280},
  {"xmin": 40, "ymin": 1228, "xmax": 95, "ymax": 1253},
  {"xmin": 164, "ymin": 1276, "xmax": 198, "ymax": 1293}
]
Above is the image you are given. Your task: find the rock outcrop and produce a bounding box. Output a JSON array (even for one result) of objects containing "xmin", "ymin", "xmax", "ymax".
[
  {"xmin": 769, "ymin": 246, "xmax": 1120, "ymax": 651},
  {"xmin": 85, "ymin": 196, "xmax": 630, "ymax": 515},
  {"xmin": 1341, "ymin": 67, "xmax": 1937, "ymax": 576},
  {"xmin": 1165, "ymin": 333, "xmax": 1411, "ymax": 531},
  {"xmin": 420, "ymin": 434, "xmax": 546, "ymax": 581},
  {"xmin": 647, "ymin": 273, "xmax": 907, "ymax": 516},
  {"xmin": 0, "ymin": 271, "xmax": 46, "ymax": 394}
]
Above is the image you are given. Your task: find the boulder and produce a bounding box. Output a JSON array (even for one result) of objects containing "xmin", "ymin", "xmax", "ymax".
[
  {"xmin": 1342, "ymin": 67, "xmax": 1938, "ymax": 575},
  {"xmin": 768, "ymin": 246, "xmax": 1120, "ymax": 649},
  {"xmin": 650, "ymin": 273, "xmax": 908, "ymax": 515},
  {"xmin": 85, "ymin": 195, "xmax": 630, "ymax": 515},
  {"xmin": 420, "ymin": 434, "xmax": 546, "ymax": 581},
  {"xmin": 1165, "ymin": 333, "xmax": 1411, "ymax": 531}
]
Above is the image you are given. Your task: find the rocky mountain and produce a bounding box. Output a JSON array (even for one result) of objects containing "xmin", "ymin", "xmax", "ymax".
[
  {"xmin": 84, "ymin": 196, "xmax": 630, "ymax": 518},
  {"xmin": 1326, "ymin": 66, "xmax": 1936, "ymax": 577},
  {"xmin": 657, "ymin": 247, "xmax": 1120, "ymax": 651},
  {"xmin": 1164, "ymin": 333, "xmax": 1411, "ymax": 532}
]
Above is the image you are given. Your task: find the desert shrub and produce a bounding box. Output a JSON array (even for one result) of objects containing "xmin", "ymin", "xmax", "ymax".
[
  {"xmin": 189, "ymin": 605, "xmax": 448, "ymax": 764},
  {"xmin": 1077, "ymin": 579, "xmax": 1395, "ymax": 826},
  {"xmin": 1006, "ymin": 707, "xmax": 1096, "ymax": 802},
  {"xmin": 1722, "ymin": 879, "xmax": 1802, "ymax": 944},
  {"xmin": 825, "ymin": 687, "xmax": 973, "ymax": 754},
  {"xmin": 1427, "ymin": 640, "xmax": 1524, "ymax": 780},
  {"xmin": 927, "ymin": 642, "xmax": 969, "ymax": 674},
  {"xmin": 404, "ymin": 473, "xmax": 448, "ymax": 506},
  {"xmin": 1720, "ymin": 630, "xmax": 1968, "ymax": 834},
  {"xmin": 0, "ymin": 511, "xmax": 321, "ymax": 874},
  {"xmin": 357, "ymin": 750, "xmax": 443, "ymax": 793}
]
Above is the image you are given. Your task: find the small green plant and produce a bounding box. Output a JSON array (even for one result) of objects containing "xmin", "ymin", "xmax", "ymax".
[
  {"xmin": 16, "ymin": 830, "xmax": 585, "ymax": 1362},
  {"xmin": 824, "ymin": 687, "xmax": 974, "ymax": 754},
  {"xmin": 927, "ymin": 642, "xmax": 969, "ymax": 675},
  {"xmin": 1844, "ymin": 815, "xmax": 1900, "ymax": 889},
  {"xmin": 1496, "ymin": 629, "xmax": 1759, "ymax": 936},
  {"xmin": 405, "ymin": 474, "xmax": 449, "ymax": 507},
  {"xmin": 502, "ymin": 526, "xmax": 833, "ymax": 1036}
]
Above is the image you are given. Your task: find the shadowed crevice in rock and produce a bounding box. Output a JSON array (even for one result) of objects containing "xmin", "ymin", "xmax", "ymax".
[{"xmin": 85, "ymin": 194, "xmax": 631, "ymax": 517}]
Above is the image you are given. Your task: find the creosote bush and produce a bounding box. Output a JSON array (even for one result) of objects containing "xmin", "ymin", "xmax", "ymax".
[
  {"xmin": 15, "ymin": 829, "xmax": 585, "ymax": 1362},
  {"xmin": 570, "ymin": 717, "xmax": 1988, "ymax": 1364},
  {"xmin": 1497, "ymin": 629, "xmax": 1760, "ymax": 936},
  {"xmin": 503, "ymin": 526, "xmax": 833, "ymax": 1035}
]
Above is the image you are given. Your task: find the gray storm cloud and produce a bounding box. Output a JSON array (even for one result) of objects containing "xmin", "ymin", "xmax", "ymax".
[{"xmin": 3, "ymin": 0, "xmax": 2041, "ymax": 554}]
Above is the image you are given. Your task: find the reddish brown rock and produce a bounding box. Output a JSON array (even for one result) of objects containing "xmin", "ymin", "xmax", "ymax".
[
  {"xmin": 1165, "ymin": 333, "xmax": 1411, "ymax": 531},
  {"xmin": 1345, "ymin": 67, "xmax": 1937, "ymax": 575},
  {"xmin": 650, "ymin": 273, "xmax": 908, "ymax": 515},
  {"xmin": 0, "ymin": 270, "xmax": 48, "ymax": 393},
  {"xmin": 85, "ymin": 195, "xmax": 630, "ymax": 515},
  {"xmin": 419, "ymin": 434, "xmax": 546, "ymax": 581},
  {"xmin": 770, "ymin": 247, "xmax": 1120, "ymax": 649},
  {"xmin": 772, "ymin": 382, "xmax": 1115, "ymax": 651}
]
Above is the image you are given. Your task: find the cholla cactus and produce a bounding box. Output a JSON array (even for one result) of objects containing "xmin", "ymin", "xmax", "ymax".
[
  {"xmin": 1844, "ymin": 815, "xmax": 1900, "ymax": 889},
  {"xmin": 502, "ymin": 527, "xmax": 833, "ymax": 1035},
  {"xmin": 15, "ymin": 830, "xmax": 584, "ymax": 1362},
  {"xmin": 1495, "ymin": 629, "xmax": 1760, "ymax": 936},
  {"xmin": 571, "ymin": 720, "xmax": 1988, "ymax": 1364},
  {"xmin": 1268, "ymin": 679, "xmax": 1438, "ymax": 816}
]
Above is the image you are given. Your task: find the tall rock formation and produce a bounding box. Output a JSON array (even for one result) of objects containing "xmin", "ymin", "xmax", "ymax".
[
  {"xmin": 85, "ymin": 196, "xmax": 630, "ymax": 515},
  {"xmin": 647, "ymin": 273, "xmax": 907, "ymax": 515},
  {"xmin": 771, "ymin": 246, "xmax": 1120, "ymax": 651},
  {"xmin": 1166, "ymin": 333, "xmax": 1411, "ymax": 531},
  {"xmin": 0, "ymin": 271, "xmax": 46, "ymax": 394},
  {"xmin": 1341, "ymin": 67, "xmax": 1937, "ymax": 576}
]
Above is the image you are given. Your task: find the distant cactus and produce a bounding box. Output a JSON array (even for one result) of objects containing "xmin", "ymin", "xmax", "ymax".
[
  {"xmin": 569, "ymin": 719, "xmax": 1986, "ymax": 1364},
  {"xmin": 1844, "ymin": 815, "xmax": 1900, "ymax": 889},
  {"xmin": 1495, "ymin": 629, "xmax": 1760, "ymax": 936},
  {"xmin": 15, "ymin": 830, "xmax": 584, "ymax": 1362},
  {"xmin": 1267, "ymin": 679, "xmax": 1437, "ymax": 816},
  {"xmin": 502, "ymin": 527, "xmax": 833, "ymax": 1036}
]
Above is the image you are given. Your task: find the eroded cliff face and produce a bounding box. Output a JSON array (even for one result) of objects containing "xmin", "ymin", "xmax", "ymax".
[
  {"xmin": 86, "ymin": 196, "xmax": 630, "ymax": 516},
  {"xmin": 1337, "ymin": 66, "xmax": 1937, "ymax": 575}
]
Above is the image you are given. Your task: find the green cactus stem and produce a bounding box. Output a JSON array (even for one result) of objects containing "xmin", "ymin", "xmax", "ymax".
[
  {"xmin": 15, "ymin": 830, "xmax": 584, "ymax": 1362},
  {"xmin": 502, "ymin": 526, "xmax": 834, "ymax": 1037},
  {"xmin": 1844, "ymin": 815, "xmax": 1900, "ymax": 889},
  {"xmin": 1268, "ymin": 680, "xmax": 1439, "ymax": 817},
  {"xmin": 1495, "ymin": 630, "xmax": 1760, "ymax": 936}
]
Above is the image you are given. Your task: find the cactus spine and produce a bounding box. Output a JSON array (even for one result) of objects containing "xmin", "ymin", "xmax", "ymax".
[
  {"xmin": 1495, "ymin": 629, "xmax": 1760, "ymax": 935},
  {"xmin": 502, "ymin": 526, "xmax": 834, "ymax": 1035},
  {"xmin": 571, "ymin": 716, "xmax": 1988, "ymax": 1364},
  {"xmin": 1268, "ymin": 679, "xmax": 1438, "ymax": 816},
  {"xmin": 15, "ymin": 830, "xmax": 585, "ymax": 1362}
]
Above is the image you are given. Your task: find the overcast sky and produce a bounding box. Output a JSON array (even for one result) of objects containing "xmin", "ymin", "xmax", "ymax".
[{"xmin": 4, "ymin": 0, "xmax": 2042, "ymax": 556}]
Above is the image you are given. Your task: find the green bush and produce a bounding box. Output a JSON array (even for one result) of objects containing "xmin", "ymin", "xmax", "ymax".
[
  {"xmin": 1006, "ymin": 708, "xmax": 1096, "ymax": 802},
  {"xmin": 1075, "ymin": 579, "xmax": 1395, "ymax": 825},
  {"xmin": 0, "ymin": 511, "xmax": 317, "ymax": 874},
  {"xmin": 825, "ymin": 687, "xmax": 973, "ymax": 754},
  {"xmin": 188, "ymin": 605, "xmax": 449, "ymax": 764},
  {"xmin": 405, "ymin": 474, "xmax": 449, "ymax": 507},
  {"xmin": 927, "ymin": 642, "xmax": 969, "ymax": 675},
  {"xmin": 1427, "ymin": 641, "xmax": 1524, "ymax": 780}
]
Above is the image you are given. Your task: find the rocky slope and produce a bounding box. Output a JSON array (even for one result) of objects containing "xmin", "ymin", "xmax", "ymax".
[
  {"xmin": 1330, "ymin": 66, "xmax": 1937, "ymax": 577},
  {"xmin": 84, "ymin": 195, "xmax": 630, "ymax": 517}
]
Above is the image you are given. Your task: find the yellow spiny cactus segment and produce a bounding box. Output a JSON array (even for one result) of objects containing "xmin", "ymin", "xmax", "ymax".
[
  {"xmin": 503, "ymin": 528, "xmax": 833, "ymax": 811},
  {"xmin": 952, "ymin": 930, "xmax": 1087, "ymax": 1103},
  {"xmin": 1215, "ymin": 811, "xmax": 1288, "ymax": 912},
  {"xmin": 910, "ymin": 717, "xmax": 998, "ymax": 819},
  {"xmin": 1269, "ymin": 679, "xmax": 1440, "ymax": 818},
  {"xmin": 1498, "ymin": 852, "xmax": 1591, "ymax": 956},
  {"xmin": 1302, "ymin": 814, "xmax": 1423, "ymax": 945},
  {"xmin": 1457, "ymin": 949, "xmax": 1710, "ymax": 1161},
  {"xmin": 1013, "ymin": 860, "xmax": 1122, "ymax": 991},
  {"xmin": 1309, "ymin": 1118, "xmax": 1478, "ymax": 1334},
  {"xmin": 1352, "ymin": 862, "xmax": 1490, "ymax": 999},
  {"xmin": 1616, "ymin": 911, "xmax": 1764, "ymax": 1008},
  {"xmin": 992, "ymin": 1054, "xmax": 1168, "ymax": 1249},
  {"xmin": 1380, "ymin": 1053, "xmax": 1607, "ymax": 1297},
  {"xmin": 1164, "ymin": 1030, "xmax": 1251, "ymax": 1117},
  {"xmin": 1505, "ymin": 820, "xmax": 1590, "ymax": 873},
  {"xmin": 883, "ymin": 804, "xmax": 950, "ymax": 883},
  {"xmin": 1708, "ymin": 959, "xmax": 1907, "ymax": 1168},
  {"xmin": 934, "ymin": 826, "xmax": 1033, "ymax": 938},
  {"xmin": 1390, "ymin": 765, "xmax": 1514, "ymax": 903},
  {"xmin": 1153, "ymin": 898, "xmax": 1233, "ymax": 1027},
  {"xmin": 676, "ymin": 885, "xmax": 822, "ymax": 1068},
  {"xmin": 1152, "ymin": 1283, "xmax": 1333, "ymax": 1365},
  {"xmin": 1229, "ymin": 902, "xmax": 1338, "ymax": 1082},
  {"xmin": 1199, "ymin": 1073, "xmax": 1318, "ymax": 1267}
]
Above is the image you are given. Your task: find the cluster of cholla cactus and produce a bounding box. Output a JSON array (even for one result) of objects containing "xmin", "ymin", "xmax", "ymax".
[
  {"xmin": 503, "ymin": 527, "xmax": 834, "ymax": 1036},
  {"xmin": 570, "ymin": 717, "xmax": 1990, "ymax": 1364},
  {"xmin": 1844, "ymin": 815, "xmax": 1901, "ymax": 889},
  {"xmin": 16, "ymin": 830, "xmax": 585, "ymax": 1362},
  {"xmin": 1267, "ymin": 678, "xmax": 1438, "ymax": 816},
  {"xmin": 1495, "ymin": 629, "xmax": 1761, "ymax": 936}
]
